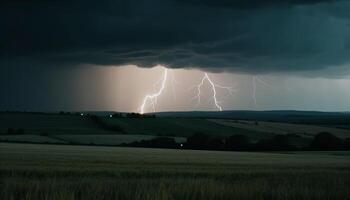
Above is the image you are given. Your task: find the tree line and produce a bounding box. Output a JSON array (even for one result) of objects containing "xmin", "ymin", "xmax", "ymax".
[
  {"xmin": 58, "ymin": 111, "xmax": 156, "ymax": 118},
  {"xmin": 121, "ymin": 132, "xmax": 350, "ymax": 151}
]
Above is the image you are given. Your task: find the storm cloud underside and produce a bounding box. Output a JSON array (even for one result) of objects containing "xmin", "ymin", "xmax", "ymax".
[{"xmin": 1, "ymin": 0, "xmax": 350, "ymax": 76}]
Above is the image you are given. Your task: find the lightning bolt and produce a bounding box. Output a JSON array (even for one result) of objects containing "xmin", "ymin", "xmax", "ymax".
[
  {"xmin": 139, "ymin": 68, "xmax": 236, "ymax": 113},
  {"xmin": 139, "ymin": 67, "xmax": 168, "ymax": 114},
  {"xmin": 192, "ymin": 73, "xmax": 236, "ymax": 111},
  {"xmin": 252, "ymin": 75, "xmax": 273, "ymax": 107},
  {"xmin": 252, "ymin": 76, "xmax": 258, "ymax": 107}
]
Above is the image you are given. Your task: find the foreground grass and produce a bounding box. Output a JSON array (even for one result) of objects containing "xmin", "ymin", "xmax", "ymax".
[{"xmin": 1, "ymin": 143, "xmax": 350, "ymax": 200}]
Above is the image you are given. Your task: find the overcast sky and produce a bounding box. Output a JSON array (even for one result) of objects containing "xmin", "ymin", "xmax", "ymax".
[{"xmin": 1, "ymin": 0, "xmax": 350, "ymax": 112}]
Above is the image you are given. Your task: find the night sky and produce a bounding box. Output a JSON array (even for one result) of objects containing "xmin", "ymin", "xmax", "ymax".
[{"xmin": 1, "ymin": 0, "xmax": 350, "ymax": 112}]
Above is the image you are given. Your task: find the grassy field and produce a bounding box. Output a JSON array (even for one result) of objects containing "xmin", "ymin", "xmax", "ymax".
[
  {"xmin": 103, "ymin": 118, "xmax": 272, "ymax": 138},
  {"xmin": 1, "ymin": 143, "xmax": 350, "ymax": 200},
  {"xmin": 0, "ymin": 113, "xmax": 118, "ymax": 135},
  {"xmin": 0, "ymin": 113, "xmax": 188, "ymax": 145},
  {"xmin": 0, "ymin": 134, "xmax": 67, "ymax": 144},
  {"xmin": 210, "ymin": 119, "xmax": 350, "ymax": 139},
  {"xmin": 0, "ymin": 134, "xmax": 186, "ymax": 145},
  {"xmin": 1, "ymin": 113, "xmax": 349, "ymax": 147},
  {"xmin": 52, "ymin": 134, "xmax": 186, "ymax": 145}
]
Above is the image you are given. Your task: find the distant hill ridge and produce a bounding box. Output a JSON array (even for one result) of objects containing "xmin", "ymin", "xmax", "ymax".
[
  {"xmin": 1, "ymin": 110, "xmax": 349, "ymax": 124},
  {"xmin": 153, "ymin": 110, "xmax": 350, "ymax": 125}
]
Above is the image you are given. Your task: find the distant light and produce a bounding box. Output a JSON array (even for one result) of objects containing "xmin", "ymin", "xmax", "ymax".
[
  {"xmin": 109, "ymin": 114, "xmax": 112, "ymax": 118},
  {"xmin": 180, "ymin": 143, "xmax": 183, "ymax": 147},
  {"xmin": 80, "ymin": 113, "xmax": 84, "ymax": 116}
]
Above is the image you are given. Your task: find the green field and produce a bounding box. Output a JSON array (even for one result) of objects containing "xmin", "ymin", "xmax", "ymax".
[
  {"xmin": 1, "ymin": 113, "xmax": 350, "ymax": 147},
  {"xmin": 0, "ymin": 134, "xmax": 67, "ymax": 144},
  {"xmin": 0, "ymin": 113, "xmax": 190, "ymax": 145},
  {"xmin": 0, "ymin": 113, "xmax": 118, "ymax": 135},
  {"xmin": 1, "ymin": 143, "xmax": 350, "ymax": 200},
  {"xmin": 210, "ymin": 119, "xmax": 350, "ymax": 139},
  {"xmin": 103, "ymin": 118, "xmax": 272, "ymax": 138},
  {"xmin": 52, "ymin": 134, "xmax": 186, "ymax": 145},
  {"xmin": 0, "ymin": 134, "xmax": 187, "ymax": 145}
]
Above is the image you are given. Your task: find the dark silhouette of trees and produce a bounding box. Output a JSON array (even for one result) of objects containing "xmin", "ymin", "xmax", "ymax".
[
  {"xmin": 7, "ymin": 128, "xmax": 24, "ymax": 135},
  {"xmin": 286, "ymin": 133, "xmax": 301, "ymax": 138},
  {"xmin": 186, "ymin": 133, "xmax": 224, "ymax": 150},
  {"xmin": 255, "ymin": 135, "xmax": 297, "ymax": 151},
  {"xmin": 119, "ymin": 132, "xmax": 350, "ymax": 151},
  {"xmin": 208, "ymin": 137, "xmax": 225, "ymax": 150},
  {"xmin": 16, "ymin": 128, "xmax": 24, "ymax": 134},
  {"xmin": 59, "ymin": 111, "xmax": 71, "ymax": 115},
  {"xmin": 225, "ymin": 134, "xmax": 251, "ymax": 151},
  {"xmin": 7, "ymin": 128, "xmax": 15, "ymax": 135},
  {"xmin": 122, "ymin": 137, "xmax": 178, "ymax": 149},
  {"xmin": 40, "ymin": 132, "xmax": 48, "ymax": 136},
  {"xmin": 345, "ymin": 138, "xmax": 350, "ymax": 150},
  {"xmin": 89, "ymin": 115, "xmax": 124, "ymax": 133},
  {"xmin": 111, "ymin": 113, "xmax": 123, "ymax": 118},
  {"xmin": 310, "ymin": 132, "xmax": 344, "ymax": 150},
  {"xmin": 186, "ymin": 133, "xmax": 211, "ymax": 150},
  {"xmin": 126, "ymin": 113, "xmax": 156, "ymax": 118}
]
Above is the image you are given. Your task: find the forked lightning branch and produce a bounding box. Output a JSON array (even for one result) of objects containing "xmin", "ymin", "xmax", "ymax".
[{"xmin": 139, "ymin": 66, "xmax": 236, "ymax": 114}]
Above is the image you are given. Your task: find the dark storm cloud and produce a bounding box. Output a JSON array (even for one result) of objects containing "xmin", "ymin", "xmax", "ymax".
[
  {"xmin": 177, "ymin": 0, "xmax": 339, "ymax": 9},
  {"xmin": 1, "ymin": 0, "xmax": 350, "ymax": 76}
]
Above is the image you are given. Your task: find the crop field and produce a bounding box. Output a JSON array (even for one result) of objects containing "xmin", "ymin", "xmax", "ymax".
[
  {"xmin": 0, "ymin": 113, "xmax": 190, "ymax": 145},
  {"xmin": 1, "ymin": 113, "xmax": 349, "ymax": 147},
  {"xmin": 0, "ymin": 113, "xmax": 117, "ymax": 135},
  {"xmin": 0, "ymin": 134, "xmax": 67, "ymax": 144},
  {"xmin": 53, "ymin": 134, "xmax": 186, "ymax": 145},
  {"xmin": 1, "ymin": 143, "xmax": 350, "ymax": 200},
  {"xmin": 103, "ymin": 118, "xmax": 272, "ymax": 138},
  {"xmin": 210, "ymin": 119, "xmax": 350, "ymax": 139}
]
